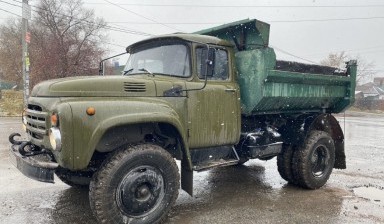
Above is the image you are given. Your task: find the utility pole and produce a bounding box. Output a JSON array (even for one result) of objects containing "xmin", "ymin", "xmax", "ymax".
[{"xmin": 22, "ymin": 0, "xmax": 31, "ymax": 107}]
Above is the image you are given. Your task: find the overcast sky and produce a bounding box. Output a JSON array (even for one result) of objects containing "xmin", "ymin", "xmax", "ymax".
[{"xmin": 1, "ymin": 0, "xmax": 384, "ymax": 81}]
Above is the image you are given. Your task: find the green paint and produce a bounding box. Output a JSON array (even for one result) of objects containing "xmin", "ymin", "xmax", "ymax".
[{"xmin": 21, "ymin": 19, "xmax": 356, "ymax": 172}]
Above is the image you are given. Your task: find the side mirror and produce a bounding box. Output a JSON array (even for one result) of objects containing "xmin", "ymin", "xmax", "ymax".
[{"xmin": 98, "ymin": 52, "xmax": 127, "ymax": 76}]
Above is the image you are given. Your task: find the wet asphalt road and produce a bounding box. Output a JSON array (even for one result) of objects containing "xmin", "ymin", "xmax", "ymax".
[{"xmin": 0, "ymin": 112, "xmax": 383, "ymax": 224}]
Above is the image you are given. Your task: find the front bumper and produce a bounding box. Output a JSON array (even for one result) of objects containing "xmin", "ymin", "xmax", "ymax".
[{"xmin": 9, "ymin": 144, "xmax": 59, "ymax": 183}]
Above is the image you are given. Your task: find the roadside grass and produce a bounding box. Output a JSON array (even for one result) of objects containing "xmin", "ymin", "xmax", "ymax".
[{"xmin": 0, "ymin": 90, "xmax": 23, "ymax": 116}]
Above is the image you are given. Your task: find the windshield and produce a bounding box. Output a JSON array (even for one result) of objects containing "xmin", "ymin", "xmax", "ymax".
[{"xmin": 123, "ymin": 44, "xmax": 191, "ymax": 77}]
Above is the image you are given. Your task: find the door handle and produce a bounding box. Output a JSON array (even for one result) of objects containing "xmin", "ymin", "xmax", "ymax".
[{"xmin": 225, "ymin": 89, "xmax": 236, "ymax": 92}]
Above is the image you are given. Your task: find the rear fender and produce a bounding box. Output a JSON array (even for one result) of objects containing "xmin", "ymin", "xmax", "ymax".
[
  {"xmin": 307, "ymin": 114, "xmax": 346, "ymax": 169},
  {"xmin": 281, "ymin": 113, "xmax": 346, "ymax": 169}
]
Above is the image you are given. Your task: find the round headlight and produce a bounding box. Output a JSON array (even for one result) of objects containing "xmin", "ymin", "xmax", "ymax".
[{"xmin": 49, "ymin": 127, "xmax": 62, "ymax": 151}]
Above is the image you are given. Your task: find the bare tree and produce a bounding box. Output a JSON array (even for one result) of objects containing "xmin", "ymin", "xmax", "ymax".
[
  {"xmin": 352, "ymin": 55, "xmax": 377, "ymax": 84},
  {"xmin": 320, "ymin": 51, "xmax": 377, "ymax": 84},
  {"xmin": 0, "ymin": 19, "xmax": 23, "ymax": 87},
  {"xmin": 31, "ymin": 0, "xmax": 106, "ymax": 85},
  {"xmin": 0, "ymin": 0, "xmax": 107, "ymax": 88},
  {"xmin": 320, "ymin": 51, "xmax": 347, "ymax": 69}
]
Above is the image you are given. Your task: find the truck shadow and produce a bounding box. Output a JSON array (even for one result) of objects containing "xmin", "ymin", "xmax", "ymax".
[
  {"xmin": 50, "ymin": 162, "xmax": 346, "ymax": 224},
  {"xmin": 168, "ymin": 162, "xmax": 346, "ymax": 224},
  {"xmin": 51, "ymin": 187, "xmax": 97, "ymax": 224}
]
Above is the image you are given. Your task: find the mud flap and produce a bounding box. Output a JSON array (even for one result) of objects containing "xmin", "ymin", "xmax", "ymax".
[
  {"xmin": 334, "ymin": 140, "xmax": 346, "ymax": 169},
  {"xmin": 181, "ymin": 158, "xmax": 193, "ymax": 196}
]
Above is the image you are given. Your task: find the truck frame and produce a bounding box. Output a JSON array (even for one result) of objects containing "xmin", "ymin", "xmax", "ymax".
[{"xmin": 9, "ymin": 19, "xmax": 356, "ymax": 224}]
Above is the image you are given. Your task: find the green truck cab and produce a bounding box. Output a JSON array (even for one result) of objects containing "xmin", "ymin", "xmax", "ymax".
[{"xmin": 9, "ymin": 19, "xmax": 357, "ymax": 224}]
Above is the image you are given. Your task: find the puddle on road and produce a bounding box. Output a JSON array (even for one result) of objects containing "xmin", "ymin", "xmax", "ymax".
[{"xmin": 353, "ymin": 187, "xmax": 384, "ymax": 206}]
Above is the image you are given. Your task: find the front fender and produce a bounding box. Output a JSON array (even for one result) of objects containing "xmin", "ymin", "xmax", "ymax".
[{"xmin": 67, "ymin": 98, "xmax": 189, "ymax": 170}]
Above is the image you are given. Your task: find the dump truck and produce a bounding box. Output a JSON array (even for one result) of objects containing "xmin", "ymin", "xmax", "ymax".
[{"xmin": 9, "ymin": 19, "xmax": 356, "ymax": 224}]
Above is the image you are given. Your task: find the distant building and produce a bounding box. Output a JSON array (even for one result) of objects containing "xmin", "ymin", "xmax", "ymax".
[
  {"xmin": 355, "ymin": 82, "xmax": 384, "ymax": 100},
  {"xmin": 374, "ymin": 77, "xmax": 384, "ymax": 88},
  {"xmin": 355, "ymin": 79, "xmax": 384, "ymax": 110}
]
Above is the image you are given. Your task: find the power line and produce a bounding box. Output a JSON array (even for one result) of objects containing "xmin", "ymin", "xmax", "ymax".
[
  {"xmin": 89, "ymin": 33, "xmax": 126, "ymax": 48},
  {"xmin": 1, "ymin": 0, "xmax": 153, "ymax": 36},
  {"xmin": 28, "ymin": 3, "xmax": 153, "ymax": 36},
  {"xmin": 101, "ymin": 41, "xmax": 125, "ymax": 48},
  {"xmin": 271, "ymin": 45, "xmax": 319, "ymax": 64},
  {"xmin": 107, "ymin": 21, "xmax": 217, "ymax": 24},
  {"xmin": 0, "ymin": 0, "xmax": 20, "ymax": 8},
  {"xmin": 268, "ymin": 16, "xmax": 384, "ymax": 23},
  {"xmin": 0, "ymin": 0, "xmax": 153, "ymax": 36},
  {"xmin": 105, "ymin": 16, "xmax": 384, "ymax": 25},
  {"xmin": 84, "ymin": 3, "xmax": 384, "ymax": 8},
  {"xmin": 101, "ymin": 0, "xmax": 183, "ymax": 32},
  {"xmin": 0, "ymin": 3, "xmax": 152, "ymax": 48},
  {"xmin": 302, "ymin": 46, "xmax": 384, "ymax": 57},
  {"xmin": 0, "ymin": 7, "xmax": 21, "ymax": 17}
]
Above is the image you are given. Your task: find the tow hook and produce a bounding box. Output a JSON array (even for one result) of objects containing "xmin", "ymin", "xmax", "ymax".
[
  {"xmin": 9, "ymin": 133, "xmax": 22, "ymax": 145},
  {"xmin": 18, "ymin": 142, "xmax": 46, "ymax": 156},
  {"xmin": 9, "ymin": 133, "xmax": 46, "ymax": 157}
]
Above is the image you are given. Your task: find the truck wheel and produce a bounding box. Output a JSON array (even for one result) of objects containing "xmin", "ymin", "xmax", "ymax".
[
  {"xmin": 89, "ymin": 144, "xmax": 179, "ymax": 224},
  {"xmin": 277, "ymin": 144, "xmax": 297, "ymax": 184},
  {"xmin": 292, "ymin": 131, "xmax": 335, "ymax": 189},
  {"xmin": 55, "ymin": 169, "xmax": 92, "ymax": 188}
]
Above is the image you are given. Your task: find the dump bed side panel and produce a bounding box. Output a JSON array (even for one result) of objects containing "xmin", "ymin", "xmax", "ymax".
[
  {"xmin": 237, "ymin": 49, "xmax": 356, "ymax": 115},
  {"xmin": 196, "ymin": 19, "xmax": 357, "ymax": 115}
]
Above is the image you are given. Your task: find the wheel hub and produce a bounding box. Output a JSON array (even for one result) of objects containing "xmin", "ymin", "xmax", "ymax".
[
  {"xmin": 311, "ymin": 145, "xmax": 330, "ymax": 178},
  {"xmin": 135, "ymin": 185, "xmax": 151, "ymax": 201},
  {"xmin": 117, "ymin": 166, "xmax": 165, "ymax": 217}
]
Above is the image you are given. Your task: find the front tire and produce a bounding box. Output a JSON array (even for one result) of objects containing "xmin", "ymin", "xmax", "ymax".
[
  {"xmin": 89, "ymin": 144, "xmax": 179, "ymax": 224},
  {"xmin": 292, "ymin": 131, "xmax": 335, "ymax": 189}
]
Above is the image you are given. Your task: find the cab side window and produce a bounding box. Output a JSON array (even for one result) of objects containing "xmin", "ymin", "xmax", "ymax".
[{"xmin": 196, "ymin": 47, "xmax": 229, "ymax": 80}]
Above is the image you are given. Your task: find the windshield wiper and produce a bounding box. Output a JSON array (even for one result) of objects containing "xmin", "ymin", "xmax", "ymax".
[
  {"xmin": 122, "ymin": 68, "xmax": 133, "ymax": 76},
  {"xmin": 138, "ymin": 68, "xmax": 154, "ymax": 76}
]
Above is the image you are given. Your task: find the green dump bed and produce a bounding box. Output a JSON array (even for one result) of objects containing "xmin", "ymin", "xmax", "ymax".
[{"xmin": 196, "ymin": 19, "xmax": 357, "ymax": 116}]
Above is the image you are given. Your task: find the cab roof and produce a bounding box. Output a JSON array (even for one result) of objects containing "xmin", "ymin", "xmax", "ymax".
[{"xmin": 126, "ymin": 33, "xmax": 233, "ymax": 52}]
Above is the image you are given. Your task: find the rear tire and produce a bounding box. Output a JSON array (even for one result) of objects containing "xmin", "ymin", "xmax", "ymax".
[
  {"xmin": 292, "ymin": 131, "xmax": 335, "ymax": 189},
  {"xmin": 89, "ymin": 144, "xmax": 179, "ymax": 224},
  {"xmin": 277, "ymin": 144, "xmax": 297, "ymax": 184}
]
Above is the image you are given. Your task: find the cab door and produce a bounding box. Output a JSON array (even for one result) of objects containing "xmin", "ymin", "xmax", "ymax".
[{"xmin": 187, "ymin": 46, "xmax": 240, "ymax": 148}]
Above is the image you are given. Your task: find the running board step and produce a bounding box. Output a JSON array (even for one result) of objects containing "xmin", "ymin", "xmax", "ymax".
[
  {"xmin": 193, "ymin": 159, "xmax": 239, "ymax": 171},
  {"xmin": 190, "ymin": 146, "xmax": 239, "ymax": 171}
]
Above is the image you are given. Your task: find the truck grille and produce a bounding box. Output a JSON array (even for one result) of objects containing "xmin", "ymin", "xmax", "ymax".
[
  {"xmin": 26, "ymin": 104, "xmax": 48, "ymax": 141},
  {"xmin": 124, "ymin": 82, "xmax": 146, "ymax": 92}
]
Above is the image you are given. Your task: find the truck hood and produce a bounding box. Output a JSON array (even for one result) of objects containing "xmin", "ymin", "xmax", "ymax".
[{"xmin": 31, "ymin": 76, "xmax": 184, "ymax": 97}]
